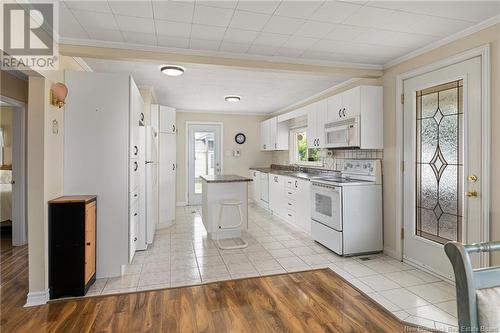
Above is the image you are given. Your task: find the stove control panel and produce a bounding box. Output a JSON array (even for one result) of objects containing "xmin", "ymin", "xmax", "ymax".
[{"xmin": 342, "ymin": 160, "xmax": 376, "ymax": 175}]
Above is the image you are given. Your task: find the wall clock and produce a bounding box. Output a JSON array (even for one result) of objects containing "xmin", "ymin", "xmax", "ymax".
[{"xmin": 235, "ymin": 133, "xmax": 246, "ymax": 144}]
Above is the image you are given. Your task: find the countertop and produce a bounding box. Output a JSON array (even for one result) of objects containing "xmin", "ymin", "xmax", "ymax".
[
  {"xmin": 200, "ymin": 174, "xmax": 252, "ymax": 183},
  {"xmin": 249, "ymin": 167, "xmax": 325, "ymax": 181},
  {"xmin": 49, "ymin": 195, "xmax": 97, "ymax": 204}
]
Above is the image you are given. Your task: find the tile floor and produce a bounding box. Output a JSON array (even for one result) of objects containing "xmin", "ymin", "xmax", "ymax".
[{"xmin": 87, "ymin": 203, "xmax": 458, "ymax": 331}]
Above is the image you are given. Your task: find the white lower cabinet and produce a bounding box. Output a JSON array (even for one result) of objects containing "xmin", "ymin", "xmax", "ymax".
[
  {"xmin": 249, "ymin": 170, "xmax": 261, "ymax": 203},
  {"xmin": 268, "ymin": 174, "xmax": 311, "ymax": 234}
]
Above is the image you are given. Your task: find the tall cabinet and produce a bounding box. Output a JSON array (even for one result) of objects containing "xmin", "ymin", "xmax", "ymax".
[
  {"xmin": 64, "ymin": 71, "xmax": 145, "ymax": 277},
  {"xmin": 155, "ymin": 104, "xmax": 177, "ymax": 225}
]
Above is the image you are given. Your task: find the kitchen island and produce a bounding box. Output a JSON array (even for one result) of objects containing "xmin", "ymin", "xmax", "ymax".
[{"xmin": 200, "ymin": 175, "xmax": 252, "ymax": 240}]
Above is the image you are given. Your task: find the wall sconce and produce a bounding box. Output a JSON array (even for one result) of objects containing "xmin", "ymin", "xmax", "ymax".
[{"xmin": 50, "ymin": 82, "xmax": 68, "ymax": 108}]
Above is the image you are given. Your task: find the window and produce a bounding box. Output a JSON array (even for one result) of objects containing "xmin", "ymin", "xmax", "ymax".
[{"xmin": 290, "ymin": 127, "xmax": 321, "ymax": 166}]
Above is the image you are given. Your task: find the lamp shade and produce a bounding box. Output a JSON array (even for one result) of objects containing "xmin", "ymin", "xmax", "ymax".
[{"xmin": 52, "ymin": 83, "xmax": 68, "ymax": 102}]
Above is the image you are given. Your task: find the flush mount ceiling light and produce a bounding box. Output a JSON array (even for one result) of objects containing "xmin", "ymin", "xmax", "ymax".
[
  {"xmin": 160, "ymin": 65, "xmax": 185, "ymax": 76},
  {"xmin": 224, "ymin": 95, "xmax": 241, "ymax": 103}
]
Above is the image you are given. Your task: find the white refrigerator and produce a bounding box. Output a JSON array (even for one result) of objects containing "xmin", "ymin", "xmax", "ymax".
[{"xmin": 145, "ymin": 126, "xmax": 158, "ymax": 244}]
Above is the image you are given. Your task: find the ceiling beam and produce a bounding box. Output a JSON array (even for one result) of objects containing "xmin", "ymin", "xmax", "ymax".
[{"xmin": 59, "ymin": 43, "xmax": 383, "ymax": 79}]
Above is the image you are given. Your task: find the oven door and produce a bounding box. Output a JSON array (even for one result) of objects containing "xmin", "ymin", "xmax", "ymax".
[{"xmin": 310, "ymin": 183, "xmax": 342, "ymax": 231}]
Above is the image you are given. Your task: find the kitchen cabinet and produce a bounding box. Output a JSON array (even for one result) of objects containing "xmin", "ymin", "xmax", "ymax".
[
  {"xmin": 49, "ymin": 196, "xmax": 97, "ymax": 299},
  {"xmin": 260, "ymin": 172, "xmax": 269, "ymax": 204},
  {"xmin": 158, "ymin": 105, "xmax": 176, "ymax": 134},
  {"xmin": 64, "ymin": 72, "xmax": 145, "ymax": 277},
  {"xmin": 307, "ymin": 100, "xmax": 327, "ymax": 148},
  {"xmin": 249, "ymin": 170, "xmax": 261, "ymax": 203},
  {"xmin": 269, "ymin": 174, "xmax": 286, "ymax": 217},
  {"xmin": 260, "ymin": 117, "xmax": 288, "ymax": 151},
  {"xmin": 326, "ymin": 86, "xmax": 383, "ymax": 149},
  {"xmin": 268, "ymin": 174, "xmax": 311, "ymax": 234},
  {"xmin": 159, "ymin": 108, "xmax": 176, "ymax": 225}
]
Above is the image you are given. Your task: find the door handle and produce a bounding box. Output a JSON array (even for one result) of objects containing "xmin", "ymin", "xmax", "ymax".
[
  {"xmin": 172, "ymin": 125, "xmax": 176, "ymax": 132},
  {"xmin": 134, "ymin": 237, "xmax": 137, "ymax": 242},
  {"xmin": 140, "ymin": 113, "xmax": 144, "ymax": 122},
  {"xmin": 134, "ymin": 145, "xmax": 138, "ymax": 155},
  {"xmin": 10, "ymin": 180, "xmax": 15, "ymax": 185},
  {"xmin": 295, "ymin": 180, "xmax": 298, "ymax": 188},
  {"xmin": 339, "ymin": 109, "xmax": 342, "ymax": 118},
  {"xmin": 468, "ymin": 175, "xmax": 478, "ymax": 182},
  {"xmin": 86, "ymin": 242, "xmax": 91, "ymax": 246},
  {"xmin": 134, "ymin": 161, "xmax": 138, "ymax": 171},
  {"xmin": 466, "ymin": 191, "xmax": 478, "ymax": 197},
  {"xmin": 342, "ymin": 108, "xmax": 346, "ymax": 117}
]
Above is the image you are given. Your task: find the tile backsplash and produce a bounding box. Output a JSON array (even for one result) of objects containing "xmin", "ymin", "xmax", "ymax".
[{"xmin": 271, "ymin": 149, "xmax": 383, "ymax": 171}]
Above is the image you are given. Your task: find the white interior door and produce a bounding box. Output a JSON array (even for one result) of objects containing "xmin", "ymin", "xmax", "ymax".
[
  {"xmin": 187, "ymin": 124, "xmax": 222, "ymax": 205},
  {"xmin": 403, "ymin": 56, "xmax": 483, "ymax": 280}
]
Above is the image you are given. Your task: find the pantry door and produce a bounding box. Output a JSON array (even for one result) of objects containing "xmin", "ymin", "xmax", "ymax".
[{"xmin": 403, "ymin": 56, "xmax": 484, "ymax": 280}]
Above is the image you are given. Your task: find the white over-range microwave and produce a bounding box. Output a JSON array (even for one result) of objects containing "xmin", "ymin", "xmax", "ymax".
[{"xmin": 324, "ymin": 116, "xmax": 360, "ymax": 149}]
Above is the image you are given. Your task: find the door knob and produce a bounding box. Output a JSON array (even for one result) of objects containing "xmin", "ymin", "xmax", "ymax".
[
  {"xmin": 466, "ymin": 191, "xmax": 478, "ymax": 197},
  {"xmin": 468, "ymin": 175, "xmax": 478, "ymax": 182}
]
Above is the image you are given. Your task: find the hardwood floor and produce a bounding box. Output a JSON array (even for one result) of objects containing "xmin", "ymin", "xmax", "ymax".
[{"xmin": 1, "ymin": 236, "xmax": 432, "ymax": 333}]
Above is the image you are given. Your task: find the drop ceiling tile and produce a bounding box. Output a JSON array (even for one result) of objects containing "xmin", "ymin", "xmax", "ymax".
[
  {"xmin": 275, "ymin": 1, "xmax": 323, "ymax": 19},
  {"xmin": 219, "ymin": 41, "xmax": 251, "ymax": 53},
  {"xmin": 122, "ymin": 31, "xmax": 157, "ymax": 46},
  {"xmin": 236, "ymin": 1, "xmax": 281, "ymax": 14},
  {"xmin": 65, "ymin": 1, "xmax": 111, "ymax": 13},
  {"xmin": 202, "ymin": 1, "xmax": 238, "ymax": 9},
  {"xmin": 72, "ymin": 10, "xmax": 119, "ymax": 30},
  {"xmin": 87, "ymin": 28, "xmax": 124, "ymax": 43},
  {"xmin": 263, "ymin": 16, "xmax": 304, "ymax": 35},
  {"xmin": 152, "ymin": 2, "xmax": 195, "ymax": 23},
  {"xmin": 247, "ymin": 44, "xmax": 278, "ymax": 56},
  {"xmin": 294, "ymin": 21, "xmax": 337, "ymax": 39},
  {"xmin": 190, "ymin": 24, "xmax": 227, "ymax": 41},
  {"xmin": 193, "ymin": 5, "xmax": 234, "ymax": 27},
  {"xmin": 283, "ymin": 36, "xmax": 319, "ymax": 49},
  {"xmin": 189, "ymin": 38, "xmax": 221, "ymax": 51},
  {"xmin": 157, "ymin": 35, "xmax": 190, "ymax": 48},
  {"xmin": 275, "ymin": 47, "xmax": 304, "ymax": 58},
  {"xmin": 223, "ymin": 28, "xmax": 259, "ymax": 44},
  {"xmin": 155, "ymin": 20, "xmax": 192, "ymax": 38},
  {"xmin": 308, "ymin": 39, "xmax": 350, "ymax": 53},
  {"xmin": 347, "ymin": 6, "xmax": 395, "ymax": 28},
  {"xmin": 115, "ymin": 15, "xmax": 155, "ymax": 34},
  {"xmin": 309, "ymin": 1, "xmax": 362, "ymax": 23},
  {"xmin": 403, "ymin": 15, "xmax": 473, "ymax": 37},
  {"xmin": 230, "ymin": 10, "xmax": 271, "ymax": 31},
  {"xmin": 59, "ymin": 7, "xmax": 89, "ymax": 39},
  {"xmin": 325, "ymin": 24, "xmax": 366, "ymax": 41},
  {"xmin": 354, "ymin": 29, "xmax": 436, "ymax": 49},
  {"xmin": 301, "ymin": 49, "xmax": 335, "ymax": 61},
  {"xmin": 252, "ymin": 32, "xmax": 290, "ymax": 47},
  {"xmin": 109, "ymin": 1, "xmax": 153, "ymax": 18}
]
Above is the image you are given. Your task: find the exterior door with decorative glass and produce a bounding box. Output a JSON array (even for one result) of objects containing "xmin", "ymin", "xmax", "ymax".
[{"xmin": 403, "ymin": 56, "xmax": 482, "ymax": 280}]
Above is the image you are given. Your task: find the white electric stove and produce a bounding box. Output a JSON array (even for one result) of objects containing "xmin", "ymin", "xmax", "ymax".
[{"xmin": 310, "ymin": 160, "xmax": 383, "ymax": 256}]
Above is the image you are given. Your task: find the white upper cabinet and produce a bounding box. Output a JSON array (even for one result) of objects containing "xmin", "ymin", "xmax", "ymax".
[
  {"xmin": 307, "ymin": 100, "xmax": 327, "ymax": 149},
  {"xmin": 158, "ymin": 105, "xmax": 176, "ymax": 134},
  {"xmin": 325, "ymin": 85, "xmax": 383, "ymax": 149},
  {"xmin": 260, "ymin": 116, "xmax": 288, "ymax": 151}
]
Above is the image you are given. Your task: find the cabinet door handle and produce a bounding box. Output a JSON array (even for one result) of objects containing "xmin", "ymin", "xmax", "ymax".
[
  {"xmin": 134, "ymin": 213, "xmax": 138, "ymax": 216},
  {"xmin": 134, "ymin": 193, "xmax": 138, "ymax": 198},
  {"xmin": 288, "ymin": 192, "xmax": 292, "ymax": 195},
  {"xmin": 134, "ymin": 145, "xmax": 138, "ymax": 155},
  {"xmin": 173, "ymin": 163, "xmax": 176, "ymax": 170},
  {"xmin": 140, "ymin": 113, "xmax": 144, "ymax": 122},
  {"xmin": 86, "ymin": 242, "xmax": 91, "ymax": 246},
  {"xmin": 288, "ymin": 214, "xmax": 292, "ymax": 217},
  {"xmin": 134, "ymin": 237, "xmax": 137, "ymax": 242},
  {"xmin": 339, "ymin": 109, "xmax": 342, "ymax": 118},
  {"xmin": 275, "ymin": 143, "xmax": 277, "ymax": 149},
  {"xmin": 263, "ymin": 144, "xmax": 266, "ymax": 149},
  {"xmin": 172, "ymin": 125, "xmax": 176, "ymax": 132},
  {"xmin": 295, "ymin": 180, "xmax": 298, "ymax": 188},
  {"xmin": 342, "ymin": 108, "xmax": 346, "ymax": 117},
  {"xmin": 134, "ymin": 161, "xmax": 138, "ymax": 171},
  {"xmin": 288, "ymin": 203, "xmax": 292, "ymax": 206}
]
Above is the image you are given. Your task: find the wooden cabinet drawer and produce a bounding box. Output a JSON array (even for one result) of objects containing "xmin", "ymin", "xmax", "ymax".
[
  {"xmin": 285, "ymin": 209, "xmax": 296, "ymax": 224},
  {"xmin": 285, "ymin": 188, "xmax": 297, "ymax": 201}
]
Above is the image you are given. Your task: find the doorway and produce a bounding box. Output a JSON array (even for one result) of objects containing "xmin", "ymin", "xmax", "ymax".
[
  {"xmin": 402, "ymin": 55, "xmax": 487, "ymax": 280},
  {"xmin": 187, "ymin": 123, "xmax": 222, "ymax": 205},
  {"xmin": 0, "ymin": 96, "xmax": 27, "ymax": 247}
]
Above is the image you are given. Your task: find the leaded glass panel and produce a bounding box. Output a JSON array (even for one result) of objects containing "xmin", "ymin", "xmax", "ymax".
[{"xmin": 415, "ymin": 80, "xmax": 463, "ymax": 244}]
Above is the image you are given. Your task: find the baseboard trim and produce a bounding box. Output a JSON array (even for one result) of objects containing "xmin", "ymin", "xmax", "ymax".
[
  {"xmin": 176, "ymin": 201, "xmax": 187, "ymax": 207},
  {"xmin": 25, "ymin": 289, "xmax": 50, "ymax": 307},
  {"xmin": 383, "ymin": 246, "xmax": 400, "ymax": 260}
]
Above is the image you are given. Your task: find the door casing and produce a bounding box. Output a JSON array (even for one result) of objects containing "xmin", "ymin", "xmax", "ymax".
[{"xmin": 185, "ymin": 122, "xmax": 223, "ymax": 205}]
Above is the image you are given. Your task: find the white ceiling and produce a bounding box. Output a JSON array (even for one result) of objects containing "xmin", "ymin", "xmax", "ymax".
[
  {"xmin": 84, "ymin": 58, "xmax": 347, "ymax": 113},
  {"xmin": 60, "ymin": 1, "xmax": 500, "ymax": 67}
]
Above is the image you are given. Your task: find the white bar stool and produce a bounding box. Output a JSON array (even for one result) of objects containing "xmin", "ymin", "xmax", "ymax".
[{"xmin": 216, "ymin": 199, "xmax": 248, "ymax": 250}]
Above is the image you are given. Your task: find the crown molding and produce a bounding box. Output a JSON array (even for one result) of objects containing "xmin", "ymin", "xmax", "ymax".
[
  {"xmin": 384, "ymin": 14, "xmax": 500, "ymax": 69},
  {"xmin": 176, "ymin": 109, "xmax": 269, "ymax": 117},
  {"xmin": 58, "ymin": 38, "xmax": 383, "ymax": 72},
  {"xmin": 73, "ymin": 57, "xmax": 93, "ymax": 72}
]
